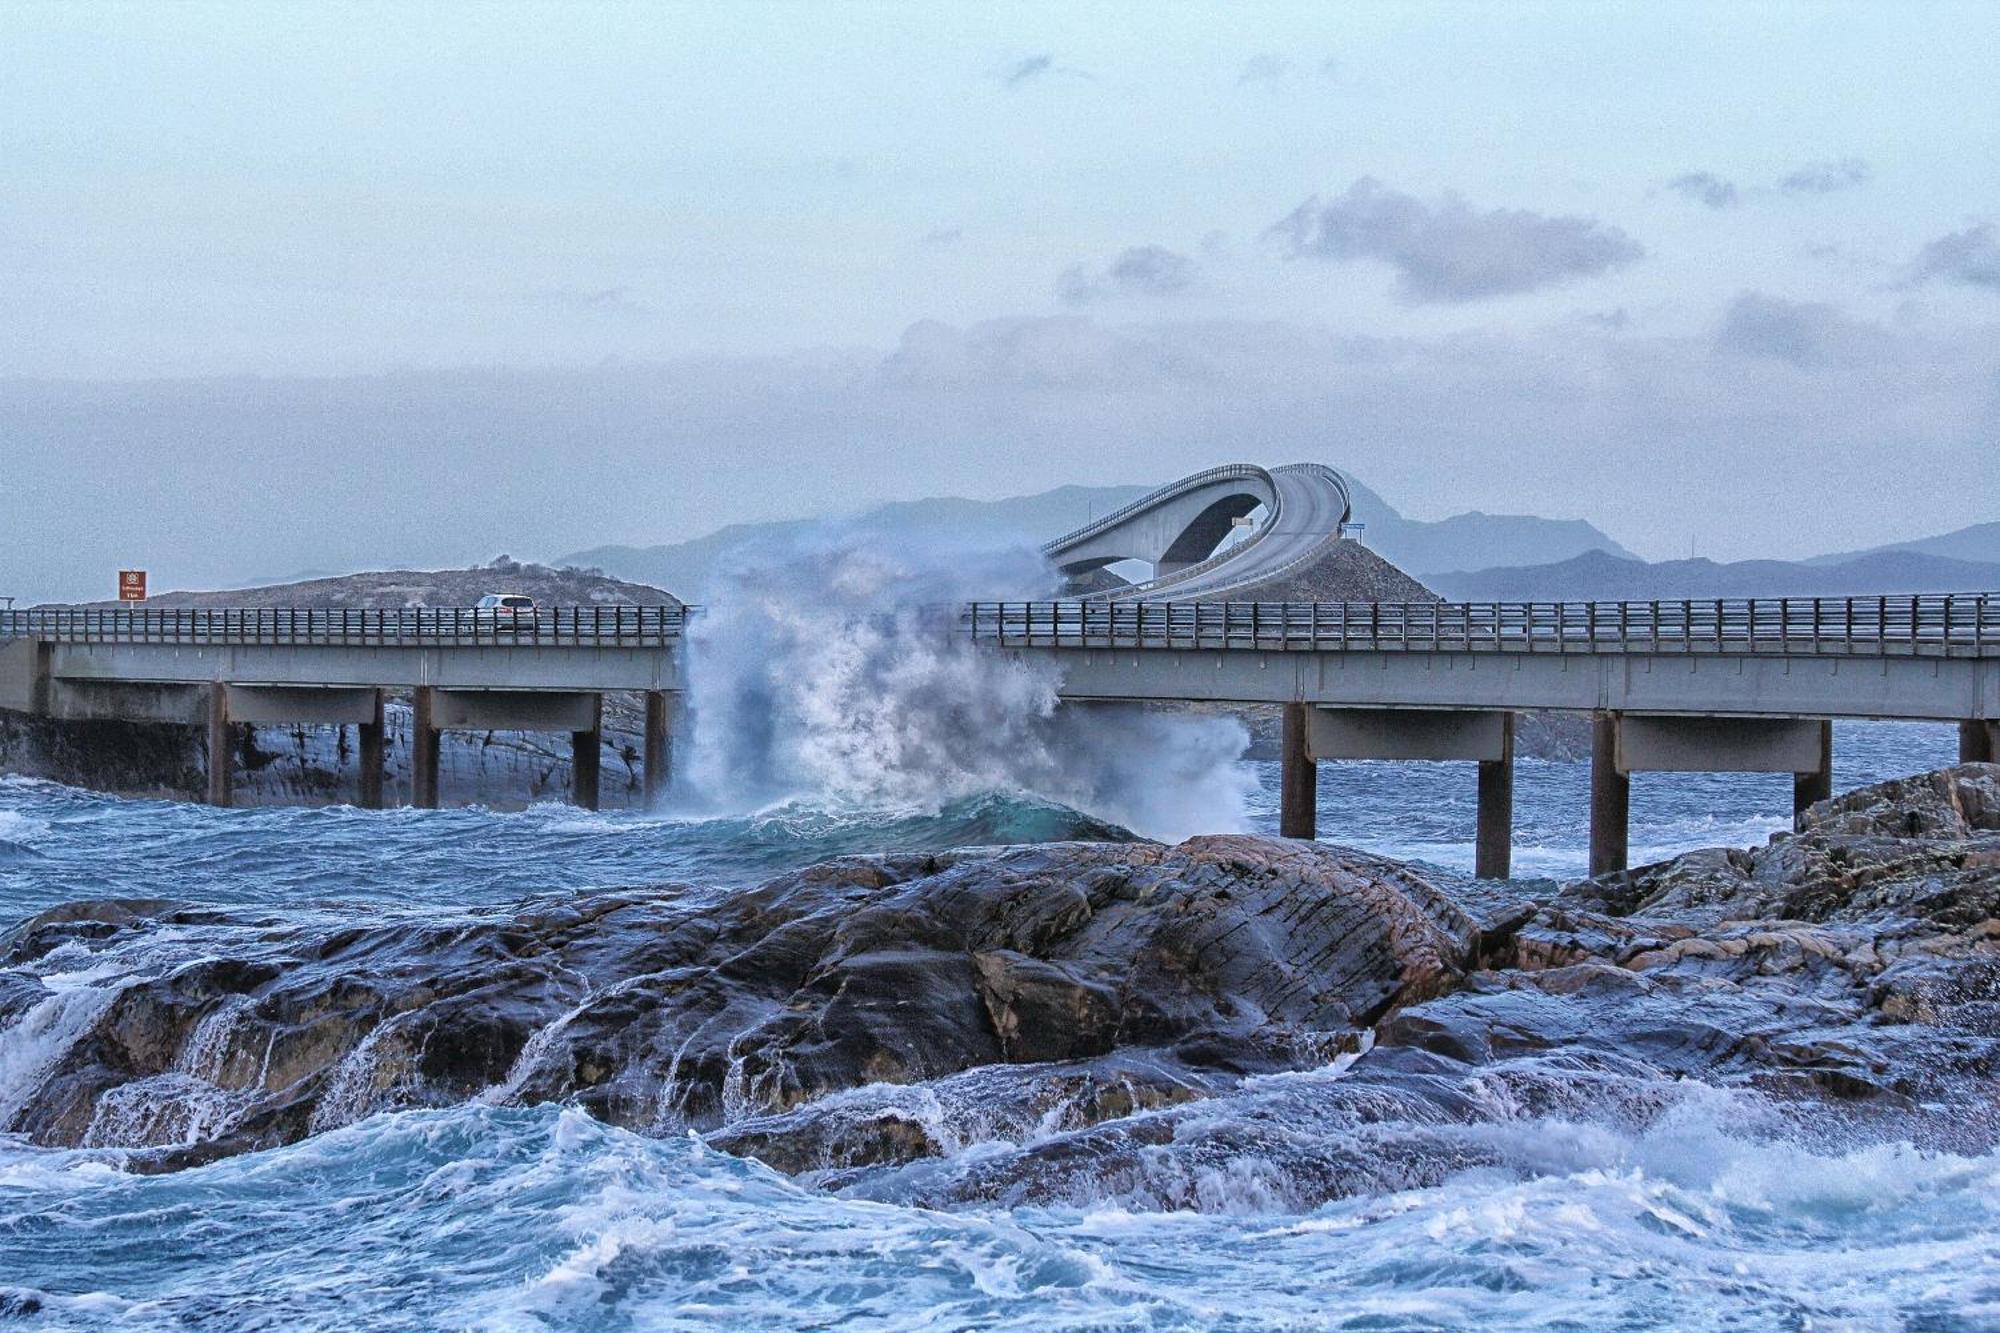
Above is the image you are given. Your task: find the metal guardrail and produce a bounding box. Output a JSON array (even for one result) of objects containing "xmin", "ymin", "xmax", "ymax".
[
  {"xmin": 0, "ymin": 605, "xmax": 693, "ymax": 647},
  {"xmin": 11, "ymin": 596, "xmax": 1999, "ymax": 657},
  {"xmin": 962, "ymin": 595, "xmax": 2000, "ymax": 657}
]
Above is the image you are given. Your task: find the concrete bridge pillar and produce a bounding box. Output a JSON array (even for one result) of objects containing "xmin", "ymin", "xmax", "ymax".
[
  {"xmin": 1476, "ymin": 714, "xmax": 1515, "ymax": 881},
  {"xmin": 1963, "ymin": 720, "xmax": 1999, "ymax": 764},
  {"xmin": 1589, "ymin": 712, "xmax": 1629, "ymax": 878},
  {"xmin": 411, "ymin": 685, "xmax": 440, "ymax": 809},
  {"xmin": 572, "ymin": 693, "xmax": 603, "ymax": 811},
  {"xmin": 357, "ymin": 688, "xmax": 386, "ymax": 809},
  {"xmin": 205, "ymin": 682, "xmax": 234, "ymax": 808},
  {"xmin": 1280, "ymin": 701, "xmax": 1317, "ymax": 839},
  {"xmin": 1792, "ymin": 719, "xmax": 1834, "ymax": 822},
  {"xmin": 643, "ymin": 690, "xmax": 673, "ymax": 806}
]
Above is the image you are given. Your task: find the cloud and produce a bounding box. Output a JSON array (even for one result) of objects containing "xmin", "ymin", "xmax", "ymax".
[
  {"xmin": 1001, "ymin": 54, "xmax": 1052, "ymax": 87},
  {"xmin": 1779, "ymin": 157, "xmax": 1872, "ymax": 194},
  {"xmin": 1237, "ymin": 54, "xmax": 1289, "ymax": 86},
  {"xmin": 1271, "ymin": 178, "xmax": 1644, "ymax": 303},
  {"xmin": 7, "ymin": 304, "xmax": 1998, "ymax": 601},
  {"xmin": 1057, "ymin": 245, "xmax": 1198, "ymax": 306},
  {"xmin": 997, "ymin": 54, "xmax": 1092, "ymax": 89},
  {"xmin": 1666, "ymin": 172, "xmax": 1739, "ymax": 209},
  {"xmin": 1712, "ymin": 292, "xmax": 1872, "ymax": 364},
  {"xmin": 1911, "ymin": 224, "xmax": 2000, "ymax": 291}
]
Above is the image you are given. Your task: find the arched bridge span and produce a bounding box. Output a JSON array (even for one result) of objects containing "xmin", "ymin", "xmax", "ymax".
[{"xmin": 1041, "ymin": 462, "xmax": 1352, "ymax": 599}]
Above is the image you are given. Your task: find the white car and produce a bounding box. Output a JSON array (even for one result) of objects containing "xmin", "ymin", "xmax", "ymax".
[{"xmin": 473, "ymin": 593, "xmax": 539, "ymax": 631}]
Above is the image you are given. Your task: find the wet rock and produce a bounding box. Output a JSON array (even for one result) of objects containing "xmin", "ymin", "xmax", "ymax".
[
  {"xmin": 6, "ymin": 764, "xmax": 1999, "ymax": 1202},
  {"xmin": 0, "ymin": 836, "xmax": 1480, "ymax": 1166}
]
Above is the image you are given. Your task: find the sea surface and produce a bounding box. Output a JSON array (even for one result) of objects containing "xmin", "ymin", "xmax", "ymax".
[{"xmin": 2, "ymin": 719, "xmax": 1996, "ymax": 1330}]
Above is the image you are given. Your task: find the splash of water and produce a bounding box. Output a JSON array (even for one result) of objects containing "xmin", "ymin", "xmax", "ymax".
[{"xmin": 679, "ymin": 526, "xmax": 1253, "ymax": 840}]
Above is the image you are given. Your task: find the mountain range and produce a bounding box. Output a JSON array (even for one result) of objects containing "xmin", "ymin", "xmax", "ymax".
[
  {"xmin": 557, "ymin": 474, "xmax": 1641, "ymax": 599},
  {"xmin": 1429, "ymin": 549, "xmax": 2000, "ymax": 602}
]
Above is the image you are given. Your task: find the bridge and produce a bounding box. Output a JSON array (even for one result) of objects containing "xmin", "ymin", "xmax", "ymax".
[
  {"xmin": 1042, "ymin": 462, "xmax": 1352, "ymax": 599},
  {"xmin": 4, "ymin": 594, "xmax": 1997, "ymax": 880},
  {"xmin": 0, "ymin": 606, "xmax": 688, "ymax": 811}
]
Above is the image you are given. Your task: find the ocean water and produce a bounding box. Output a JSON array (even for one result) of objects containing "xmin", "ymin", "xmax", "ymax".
[{"xmin": 1, "ymin": 719, "xmax": 1994, "ymax": 1331}]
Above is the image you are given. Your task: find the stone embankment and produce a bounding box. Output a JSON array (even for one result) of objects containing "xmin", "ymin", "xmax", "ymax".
[{"xmin": 1, "ymin": 766, "xmax": 1995, "ymax": 1206}]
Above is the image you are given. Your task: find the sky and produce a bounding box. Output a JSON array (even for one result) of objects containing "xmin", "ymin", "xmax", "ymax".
[{"xmin": 3, "ymin": 1, "xmax": 1999, "ymax": 601}]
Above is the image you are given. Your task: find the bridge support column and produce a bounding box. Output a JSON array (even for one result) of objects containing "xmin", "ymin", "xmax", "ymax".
[
  {"xmin": 411, "ymin": 686, "xmax": 440, "ymax": 809},
  {"xmin": 1589, "ymin": 712, "xmax": 1629, "ymax": 878},
  {"xmin": 1792, "ymin": 720, "xmax": 1833, "ymax": 823},
  {"xmin": 642, "ymin": 690, "xmax": 673, "ymax": 806},
  {"xmin": 1475, "ymin": 714, "xmax": 1515, "ymax": 880},
  {"xmin": 357, "ymin": 688, "xmax": 386, "ymax": 809},
  {"xmin": 204, "ymin": 682, "xmax": 233, "ymax": 808},
  {"xmin": 1963, "ymin": 720, "xmax": 1999, "ymax": 764},
  {"xmin": 572, "ymin": 693, "xmax": 603, "ymax": 811},
  {"xmin": 1280, "ymin": 701, "xmax": 1317, "ymax": 839}
]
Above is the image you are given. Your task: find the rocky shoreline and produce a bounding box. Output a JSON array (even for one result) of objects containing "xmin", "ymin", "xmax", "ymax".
[{"xmin": 1, "ymin": 765, "xmax": 1996, "ymax": 1205}]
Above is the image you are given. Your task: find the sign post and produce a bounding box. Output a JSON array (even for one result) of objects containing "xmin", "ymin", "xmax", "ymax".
[{"xmin": 118, "ymin": 570, "xmax": 148, "ymax": 602}]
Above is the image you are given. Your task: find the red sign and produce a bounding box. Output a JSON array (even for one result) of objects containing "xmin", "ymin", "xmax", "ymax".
[{"xmin": 118, "ymin": 570, "xmax": 147, "ymax": 602}]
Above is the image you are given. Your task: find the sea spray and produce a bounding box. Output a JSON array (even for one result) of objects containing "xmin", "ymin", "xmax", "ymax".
[{"xmin": 680, "ymin": 526, "xmax": 1254, "ymax": 840}]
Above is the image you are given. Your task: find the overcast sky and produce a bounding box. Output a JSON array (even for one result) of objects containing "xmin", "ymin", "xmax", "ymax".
[{"xmin": 5, "ymin": 1, "xmax": 2000, "ymax": 601}]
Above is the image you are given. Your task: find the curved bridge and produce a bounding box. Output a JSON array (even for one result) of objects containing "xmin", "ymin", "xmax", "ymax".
[{"xmin": 1041, "ymin": 462, "xmax": 1352, "ymax": 599}]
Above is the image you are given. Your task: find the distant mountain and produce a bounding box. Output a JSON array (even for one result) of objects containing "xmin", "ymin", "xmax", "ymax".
[
  {"xmin": 559, "ymin": 485, "xmax": 1154, "ymax": 599},
  {"xmin": 1430, "ymin": 548, "xmax": 2000, "ymax": 602},
  {"xmin": 1340, "ymin": 476, "xmax": 1635, "ymax": 575},
  {"xmin": 557, "ymin": 473, "xmax": 1634, "ymax": 598},
  {"xmin": 1806, "ymin": 520, "xmax": 2000, "ymax": 568}
]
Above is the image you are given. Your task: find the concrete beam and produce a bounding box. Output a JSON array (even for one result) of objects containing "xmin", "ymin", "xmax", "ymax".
[
  {"xmin": 48, "ymin": 641, "xmax": 681, "ymax": 693},
  {"xmin": 429, "ymin": 689, "xmax": 601, "ymax": 732},
  {"xmin": 50, "ymin": 679, "xmax": 207, "ymax": 725},
  {"xmin": 1614, "ymin": 714, "xmax": 1829, "ymax": 774},
  {"xmin": 1020, "ymin": 647, "xmax": 1999, "ymax": 723},
  {"xmin": 1306, "ymin": 707, "xmax": 1510, "ymax": 763},
  {"xmin": 223, "ymin": 685, "xmax": 380, "ymax": 726}
]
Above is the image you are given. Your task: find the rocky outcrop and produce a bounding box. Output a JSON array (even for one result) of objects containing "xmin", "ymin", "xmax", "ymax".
[
  {"xmin": 0, "ymin": 837, "xmax": 1482, "ymax": 1169},
  {"xmin": 4, "ymin": 767, "xmax": 1997, "ymax": 1206}
]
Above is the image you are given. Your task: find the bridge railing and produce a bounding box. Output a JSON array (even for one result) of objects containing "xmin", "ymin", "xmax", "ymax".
[
  {"xmin": 0, "ymin": 605, "xmax": 693, "ymax": 647},
  {"xmin": 962, "ymin": 594, "xmax": 2000, "ymax": 656}
]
